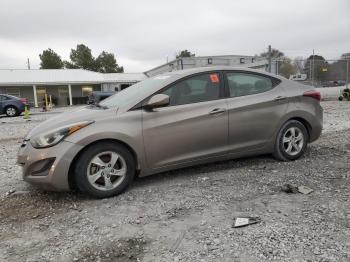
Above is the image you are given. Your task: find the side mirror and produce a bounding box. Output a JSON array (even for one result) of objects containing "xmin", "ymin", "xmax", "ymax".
[{"xmin": 144, "ymin": 94, "xmax": 169, "ymax": 110}]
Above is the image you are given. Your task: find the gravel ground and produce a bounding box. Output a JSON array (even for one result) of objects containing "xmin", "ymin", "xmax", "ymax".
[{"xmin": 0, "ymin": 101, "xmax": 349, "ymax": 262}]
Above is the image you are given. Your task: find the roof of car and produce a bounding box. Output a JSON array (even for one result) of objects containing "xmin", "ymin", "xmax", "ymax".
[
  {"xmin": 0, "ymin": 94, "xmax": 18, "ymax": 99},
  {"xmin": 157, "ymin": 66, "xmax": 284, "ymax": 80}
]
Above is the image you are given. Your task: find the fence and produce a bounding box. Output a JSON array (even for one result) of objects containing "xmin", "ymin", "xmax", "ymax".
[{"xmin": 271, "ymin": 58, "xmax": 350, "ymax": 89}]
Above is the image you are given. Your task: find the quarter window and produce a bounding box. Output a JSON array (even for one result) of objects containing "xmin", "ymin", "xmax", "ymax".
[
  {"xmin": 162, "ymin": 73, "xmax": 221, "ymax": 106},
  {"xmin": 226, "ymin": 72, "xmax": 274, "ymax": 97}
]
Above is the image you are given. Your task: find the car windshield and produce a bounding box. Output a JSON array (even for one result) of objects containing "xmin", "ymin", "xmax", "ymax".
[{"xmin": 100, "ymin": 76, "xmax": 172, "ymax": 108}]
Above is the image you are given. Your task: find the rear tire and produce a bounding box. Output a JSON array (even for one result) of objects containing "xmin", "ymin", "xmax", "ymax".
[
  {"xmin": 5, "ymin": 106, "xmax": 18, "ymax": 117},
  {"xmin": 273, "ymin": 120, "xmax": 309, "ymax": 161},
  {"xmin": 74, "ymin": 141, "xmax": 135, "ymax": 198}
]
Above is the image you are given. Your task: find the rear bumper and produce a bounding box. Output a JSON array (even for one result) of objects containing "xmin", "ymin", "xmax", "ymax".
[
  {"xmin": 17, "ymin": 103, "xmax": 25, "ymax": 113},
  {"xmin": 17, "ymin": 140, "xmax": 83, "ymax": 191},
  {"xmin": 309, "ymin": 104, "xmax": 323, "ymax": 142},
  {"xmin": 309, "ymin": 120, "xmax": 322, "ymax": 142}
]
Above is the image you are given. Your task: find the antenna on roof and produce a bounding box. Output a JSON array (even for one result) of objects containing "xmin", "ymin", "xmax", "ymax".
[{"xmin": 27, "ymin": 58, "xmax": 30, "ymax": 70}]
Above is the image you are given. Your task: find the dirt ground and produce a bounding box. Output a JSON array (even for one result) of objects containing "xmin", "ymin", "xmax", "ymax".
[{"xmin": 0, "ymin": 101, "xmax": 349, "ymax": 262}]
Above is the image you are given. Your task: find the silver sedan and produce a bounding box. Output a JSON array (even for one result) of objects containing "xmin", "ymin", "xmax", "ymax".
[{"xmin": 18, "ymin": 67, "xmax": 323, "ymax": 198}]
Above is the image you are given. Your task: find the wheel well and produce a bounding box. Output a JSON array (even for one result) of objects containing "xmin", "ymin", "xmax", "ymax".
[
  {"xmin": 289, "ymin": 117, "xmax": 312, "ymax": 139},
  {"xmin": 4, "ymin": 105, "xmax": 17, "ymax": 110},
  {"xmin": 68, "ymin": 139, "xmax": 139, "ymax": 190}
]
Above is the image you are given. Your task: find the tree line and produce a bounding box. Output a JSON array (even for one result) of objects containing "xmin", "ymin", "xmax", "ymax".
[{"xmin": 39, "ymin": 44, "xmax": 124, "ymax": 73}]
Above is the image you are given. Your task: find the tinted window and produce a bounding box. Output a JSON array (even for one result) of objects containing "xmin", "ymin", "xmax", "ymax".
[
  {"xmin": 162, "ymin": 73, "xmax": 221, "ymax": 106},
  {"xmin": 226, "ymin": 72, "xmax": 274, "ymax": 97},
  {"xmin": 1, "ymin": 95, "xmax": 11, "ymax": 101}
]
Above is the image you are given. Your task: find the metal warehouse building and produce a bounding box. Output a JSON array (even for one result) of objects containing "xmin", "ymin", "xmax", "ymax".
[
  {"xmin": 0, "ymin": 69, "xmax": 146, "ymax": 107},
  {"xmin": 145, "ymin": 55, "xmax": 268, "ymax": 77}
]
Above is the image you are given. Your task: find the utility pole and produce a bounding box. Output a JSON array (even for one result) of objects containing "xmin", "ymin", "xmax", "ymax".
[
  {"xmin": 311, "ymin": 49, "xmax": 315, "ymax": 87},
  {"xmin": 27, "ymin": 58, "xmax": 30, "ymax": 69},
  {"xmin": 268, "ymin": 45, "xmax": 272, "ymax": 73},
  {"xmin": 347, "ymin": 59, "xmax": 349, "ymax": 89}
]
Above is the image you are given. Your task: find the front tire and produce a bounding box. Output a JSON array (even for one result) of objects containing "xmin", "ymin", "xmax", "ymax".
[
  {"xmin": 5, "ymin": 106, "xmax": 18, "ymax": 117},
  {"xmin": 273, "ymin": 120, "xmax": 309, "ymax": 161},
  {"xmin": 74, "ymin": 141, "xmax": 135, "ymax": 198}
]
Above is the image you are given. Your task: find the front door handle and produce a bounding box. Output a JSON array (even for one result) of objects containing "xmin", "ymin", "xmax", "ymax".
[
  {"xmin": 273, "ymin": 96, "xmax": 287, "ymax": 101},
  {"xmin": 209, "ymin": 108, "xmax": 226, "ymax": 115}
]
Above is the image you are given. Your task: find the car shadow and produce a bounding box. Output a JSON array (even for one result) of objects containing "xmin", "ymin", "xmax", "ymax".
[{"xmin": 131, "ymin": 154, "xmax": 276, "ymax": 188}]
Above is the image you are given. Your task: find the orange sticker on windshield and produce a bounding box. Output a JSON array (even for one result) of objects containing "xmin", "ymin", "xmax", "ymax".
[{"xmin": 210, "ymin": 74, "xmax": 219, "ymax": 83}]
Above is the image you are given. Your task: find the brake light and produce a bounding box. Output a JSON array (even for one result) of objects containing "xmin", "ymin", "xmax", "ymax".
[
  {"xmin": 20, "ymin": 98, "xmax": 27, "ymax": 104},
  {"xmin": 303, "ymin": 90, "xmax": 321, "ymax": 101}
]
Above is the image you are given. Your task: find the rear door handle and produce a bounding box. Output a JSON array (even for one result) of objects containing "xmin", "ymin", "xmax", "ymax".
[
  {"xmin": 209, "ymin": 108, "xmax": 226, "ymax": 115},
  {"xmin": 273, "ymin": 96, "xmax": 287, "ymax": 101}
]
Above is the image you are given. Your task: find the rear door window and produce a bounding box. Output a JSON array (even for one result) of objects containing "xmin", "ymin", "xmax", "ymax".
[{"xmin": 225, "ymin": 72, "xmax": 276, "ymax": 97}]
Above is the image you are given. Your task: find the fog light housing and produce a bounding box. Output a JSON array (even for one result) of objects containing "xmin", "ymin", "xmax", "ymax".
[{"xmin": 28, "ymin": 158, "xmax": 56, "ymax": 176}]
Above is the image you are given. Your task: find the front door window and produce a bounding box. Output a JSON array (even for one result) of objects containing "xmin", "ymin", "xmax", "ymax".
[{"xmin": 161, "ymin": 73, "xmax": 222, "ymax": 106}]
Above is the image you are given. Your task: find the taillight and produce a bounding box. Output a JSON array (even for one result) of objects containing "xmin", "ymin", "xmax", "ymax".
[
  {"xmin": 303, "ymin": 90, "xmax": 321, "ymax": 101},
  {"xmin": 20, "ymin": 98, "xmax": 27, "ymax": 104}
]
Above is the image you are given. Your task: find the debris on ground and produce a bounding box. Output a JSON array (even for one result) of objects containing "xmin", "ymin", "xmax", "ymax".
[
  {"xmin": 4, "ymin": 189, "xmax": 15, "ymax": 196},
  {"xmin": 297, "ymin": 185, "xmax": 314, "ymax": 195},
  {"xmin": 281, "ymin": 184, "xmax": 314, "ymax": 195},
  {"xmin": 232, "ymin": 217, "xmax": 261, "ymax": 228},
  {"xmin": 280, "ymin": 184, "xmax": 298, "ymax": 193}
]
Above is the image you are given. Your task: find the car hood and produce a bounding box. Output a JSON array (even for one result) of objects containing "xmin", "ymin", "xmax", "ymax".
[{"xmin": 26, "ymin": 106, "xmax": 118, "ymax": 139}]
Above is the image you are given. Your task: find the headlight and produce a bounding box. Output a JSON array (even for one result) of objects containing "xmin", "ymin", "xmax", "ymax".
[{"xmin": 30, "ymin": 121, "xmax": 94, "ymax": 148}]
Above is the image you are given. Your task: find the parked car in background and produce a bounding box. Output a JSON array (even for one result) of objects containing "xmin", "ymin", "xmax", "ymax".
[
  {"xmin": 0, "ymin": 94, "xmax": 27, "ymax": 117},
  {"xmin": 18, "ymin": 67, "xmax": 323, "ymax": 198},
  {"xmin": 87, "ymin": 91, "xmax": 116, "ymax": 105},
  {"xmin": 289, "ymin": 74, "xmax": 307, "ymax": 81},
  {"xmin": 322, "ymin": 80, "xmax": 346, "ymax": 87}
]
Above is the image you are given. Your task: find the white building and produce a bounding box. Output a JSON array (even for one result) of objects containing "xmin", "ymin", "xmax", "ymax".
[{"xmin": 0, "ymin": 69, "xmax": 146, "ymax": 107}]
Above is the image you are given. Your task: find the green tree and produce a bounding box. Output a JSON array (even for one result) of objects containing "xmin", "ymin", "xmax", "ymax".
[
  {"xmin": 260, "ymin": 48, "xmax": 284, "ymax": 59},
  {"xmin": 176, "ymin": 50, "xmax": 195, "ymax": 59},
  {"xmin": 66, "ymin": 44, "xmax": 97, "ymax": 71},
  {"xmin": 63, "ymin": 60, "xmax": 79, "ymax": 69},
  {"xmin": 278, "ymin": 58, "xmax": 297, "ymax": 78},
  {"xmin": 304, "ymin": 55, "xmax": 328, "ymax": 82},
  {"xmin": 39, "ymin": 48, "xmax": 64, "ymax": 69},
  {"xmin": 96, "ymin": 51, "xmax": 124, "ymax": 73}
]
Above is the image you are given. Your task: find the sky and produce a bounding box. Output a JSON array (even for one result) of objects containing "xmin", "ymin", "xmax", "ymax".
[{"xmin": 0, "ymin": 0, "xmax": 349, "ymax": 72}]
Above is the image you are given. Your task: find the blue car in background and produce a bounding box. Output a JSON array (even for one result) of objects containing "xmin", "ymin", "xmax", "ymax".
[{"xmin": 0, "ymin": 94, "xmax": 27, "ymax": 117}]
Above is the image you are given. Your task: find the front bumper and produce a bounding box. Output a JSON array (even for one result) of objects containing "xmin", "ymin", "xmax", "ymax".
[{"xmin": 17, "ymin": 140, "xmax": 83, "ymax": 191}]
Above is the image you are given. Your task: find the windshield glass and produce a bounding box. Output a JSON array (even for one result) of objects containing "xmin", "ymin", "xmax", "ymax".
[{"xmin": 100, "ymin": 76, "xmax": 171, "ymax": 108}]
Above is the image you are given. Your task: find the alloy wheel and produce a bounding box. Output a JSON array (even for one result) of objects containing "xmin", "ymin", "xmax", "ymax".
[
  {"xmin": 6, "ymin": 107, "xmax": 16, "ymax": 116},
  {"xmin": 282, "ymin": 127, "xmax": 304, "ymax": 156},
  {"xmin": 86, "ymin": 151, "xmax": 127, "ymax": 191}
]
